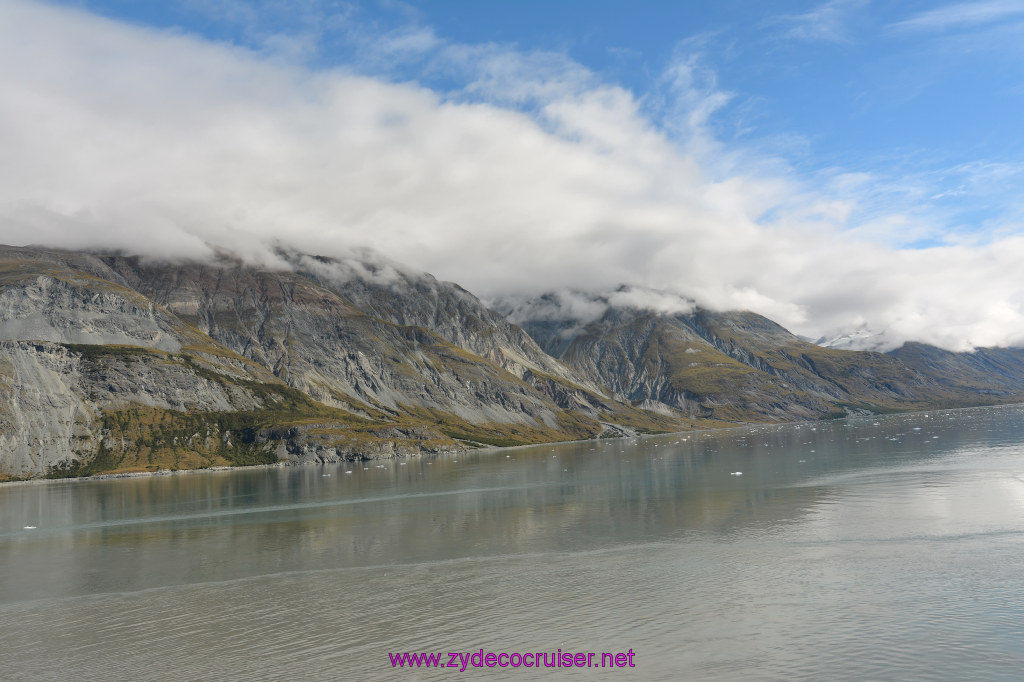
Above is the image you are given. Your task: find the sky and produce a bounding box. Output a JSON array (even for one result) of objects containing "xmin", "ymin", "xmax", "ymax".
[{"xmin": 2, "ymin": 0, "xmax": 1024, "ymax": 350}]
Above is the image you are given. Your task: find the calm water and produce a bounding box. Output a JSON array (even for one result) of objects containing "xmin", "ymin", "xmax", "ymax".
[{"xmin": 3, "ymin": 405, "xmax": 1024, "ymax": 680}]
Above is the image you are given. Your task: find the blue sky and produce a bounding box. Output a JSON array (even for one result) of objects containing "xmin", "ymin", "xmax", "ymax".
[{"xmin": 2, "ymin": 0, "xmax": 1024, "ymax": 349}]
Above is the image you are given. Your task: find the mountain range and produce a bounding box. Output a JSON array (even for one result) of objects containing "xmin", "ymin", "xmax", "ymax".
[{"xmin": 3, "ymin": 243, "xmax": 1024, "ymax": 480}]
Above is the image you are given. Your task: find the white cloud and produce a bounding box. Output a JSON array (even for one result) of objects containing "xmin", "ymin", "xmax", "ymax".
[
  {"xmin": 289, "ymin": 248, "xmax": 416, "ymax": 289},
  {"xmin": 772, "ymin": 0, "xmax": 868, "ymax": 44},
  {"xmin": 2, "ymin": 0, "xmax": 1024, "ymax": 352},
  {"xmin": 888, "ymin": 0, "xmax": 1024, "ymax": 33},
  {"xmin": 606, "ymin": 288, "xmax": 696, "ymax": 317},
  {"xmin": 503, "ymin": 290, "xmax": 610, "ymax": 328}
]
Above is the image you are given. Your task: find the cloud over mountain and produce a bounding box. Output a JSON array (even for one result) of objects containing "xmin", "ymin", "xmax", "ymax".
[{"xmin": 2, "ymin": 0, "xmax": 1024, "ymax": 352}]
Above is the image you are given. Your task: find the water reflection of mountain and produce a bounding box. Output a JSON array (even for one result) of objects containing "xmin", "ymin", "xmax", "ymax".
[{"xmin": 4, "ymin": 404, "xmax": 1023, "ymax": 603}]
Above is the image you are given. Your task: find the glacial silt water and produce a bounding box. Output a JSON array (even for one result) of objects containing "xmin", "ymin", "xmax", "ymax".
[{"xmin": 3, "ymin": 405, "xmax": 1024, "ymax": 680}]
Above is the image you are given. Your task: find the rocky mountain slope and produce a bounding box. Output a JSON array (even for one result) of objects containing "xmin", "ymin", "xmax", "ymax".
[
  {"xmin": 3, "ymin": 245, "xmax": 1024, "ymax": 480},
  {"xmin": 0, "ymin": 246, "xmax": 675, "ymax": 478},
  {"xmin": 889, "ymin": 342, "xmax": 1024, "ymax": 394},
  {"xmin": 509, "ymin": 292, "xmax": 1024, "ymax": 423},
  {"xmin": 0, "ymin": 249, "xmax": 418, "ymax": 478}
]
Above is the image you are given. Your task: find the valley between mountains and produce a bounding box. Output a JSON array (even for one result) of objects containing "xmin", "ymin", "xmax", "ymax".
[{"xmin": 3, "ymin": 243, "xmax": 1024, "ymax": 480}]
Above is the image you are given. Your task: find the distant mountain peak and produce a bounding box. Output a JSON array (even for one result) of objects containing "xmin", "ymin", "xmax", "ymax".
[{"xmin": 816, "ymin": 327, "xmax": 892, "ymax": 352}]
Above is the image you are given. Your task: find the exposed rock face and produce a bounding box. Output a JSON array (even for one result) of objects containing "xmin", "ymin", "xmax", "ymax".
[
  {"xmin": 888, "ymin": 342, "xmax": 1024, "ymax": 394},
  {"xmin": 513, "ymin": 299, "xmax": 1024, "ymax": 423},
  {"xmin": 0, "ymin": 246, "xmax": 625, "ymax": 477},
  {"xmin": 0, "ymin": 341, "xmax": 94, "ymax": 476},
  {"xmin": 517, "ymin": 307, "xmax": 831, "ymax": 421},
  {"xmin": 261, "ymin": 423, "xmax": 461, "ymax": 465},
  {"xmin": 4, "ymin": 242, "xmax": 1024, "ymax": 479},
  {"xmin": 285, "ymin": 252, "xmax": 600, "ymax": 388},
  {"xmin": 100, "ymin": 255, "xmax": 574, "ymax": 427},
  {"xmin": 0, "ymin": 338, "xmax": 291, "ymax": 477},
  {"xmin": 0, "ymin": 272, "xmax": 182, "ymax": 351}
]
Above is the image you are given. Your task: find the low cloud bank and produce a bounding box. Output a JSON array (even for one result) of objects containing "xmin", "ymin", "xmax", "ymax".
[
  {"xmin": 503, "ymin": 288, "xmax": 695, "ymax": 328},
  {"xmin": 2, "ymin": 1, "xmax": 1023, "ymax": 352}
]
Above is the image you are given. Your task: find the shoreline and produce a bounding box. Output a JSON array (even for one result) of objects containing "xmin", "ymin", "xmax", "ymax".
[
  {"xmin": 0, "ymin": 460, "xmax": 297, "ymax": 487},
  {"xmin": 0, "ymin": 425, "xmax": 687, "ymax": 488},
  {"xmin": 4, "ymin": 402, "xmax": 1020, "ymax": 488}
]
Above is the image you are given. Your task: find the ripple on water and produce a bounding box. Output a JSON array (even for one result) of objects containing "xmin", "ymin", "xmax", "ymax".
[{"xmin": 4, "ymin": 406, "xmax": 1024, "ymax": 680}]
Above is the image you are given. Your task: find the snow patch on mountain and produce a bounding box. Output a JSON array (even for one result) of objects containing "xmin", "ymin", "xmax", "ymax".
[{"xmin": 816, "ymin": 327, "xmax": 893, "ymax": 352}]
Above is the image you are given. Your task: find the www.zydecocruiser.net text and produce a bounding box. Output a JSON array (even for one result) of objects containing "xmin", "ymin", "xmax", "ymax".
[{"xmin": 389, "ymin": 649, "xmax": 637, "ymax": 671}]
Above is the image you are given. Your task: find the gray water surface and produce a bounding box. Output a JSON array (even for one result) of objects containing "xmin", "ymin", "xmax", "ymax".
[{"xmin": 3, "ymin": 405, "xmax": 1024, "ymax": 680}]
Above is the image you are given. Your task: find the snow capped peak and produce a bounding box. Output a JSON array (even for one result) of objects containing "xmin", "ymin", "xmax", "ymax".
[{"xmin": 816, "ymin": 327, "xmax": 892, "ymax": 352}]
